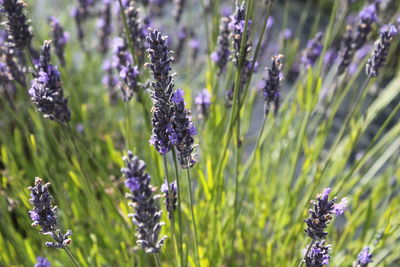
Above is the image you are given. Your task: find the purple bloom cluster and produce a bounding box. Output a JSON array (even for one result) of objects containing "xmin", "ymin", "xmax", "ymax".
[
  {"xmin": 301, "ymin": 32, "xmax": 323, "ymax": 67},
  {"xmin": 1, "ymin": 0, "xmax": 33, "ymax": 48},
  {"xmin": 126, "ymin": 0, "xmax": 147, "ymax": 64},
  {"xmin": 338, "ymin": 25, "xmax": 354, "ymax": 75},
  {"xmin": 71, "ymin": 0, "xmax": 96, "ymax": 42},
  {"xmin": 28, "ymin": 177, "xmax": 72, "ymax": 249},
  {"xmin": 49, "ymin": 17, "xmax": 69, "ymax": 66},
  {"xmin": 168, "ymin": 89, "xmax": 197, "ymax": 168},
  {"xmin": 34, "ymin": 256, "xmax": 51, "ymax": 267},
  {"xmin": 173, "ymin": 0, "xmax": 186, "ymax": 23},
  {"xmin": 305, "ymin": 241, "xmax": 331, "ymax": 267},
  {"xmin": 366, "ymin": 24, "xmax": 397, "ymax": 77},
  {"xmin": 195, "ymin": 89, "xmax": 211, "ymax": 118},
  {"xmin": 353, "ymin": 4, "xmax": 377, "ymax": 50},
  {"xmin": 97, "ymin": 0, "xmax": 112, "ymax": 55},
  {"xmin": 121, "ymin": 151, "xmax": 166, "ymax": 253},
  {"xmin": 29, "ymin": 41, "xmax": 71, "ymax": 124},
  {"xmin": 146, "ymin": 29, "xmax": 175, "ymax": 155},
  {"xmin": 161, "ymin": 180, "xmax": 177, "ymax": 219},
  {"xmin": 263, "ymin": 55, "xmax": 284, "ymax": 116},
  {"xmin": 211, "ymin": 16, "xmax": 231, "ymax": 75},
  {"xmin": 356, "ymin": 247, "xmax": 373, "ymax": 267}
]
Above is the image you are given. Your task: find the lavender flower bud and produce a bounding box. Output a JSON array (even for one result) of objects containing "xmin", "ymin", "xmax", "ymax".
[
  {"xmin": 161, "ymin": 180, "xmax": 177, "ymax": 219},
  {"xmin": 28, "ymin": 177, "xmax": 72, "ymax": 249},
  {"xmin": 353, "ymin": 4, "xmax": 377, "ymax": 50},
  {"xmin": 49, "ymin": 17, "xmax": 69, "ymax": 66},
  {"xmin": 168, "ymin": 89, "xmax": 197, "ymax": 168},
  {"xmin": 356, "ymin": 247, "xmax": 373, "ymax": 267},
  {"xmin": 29, "ymin": 41, "xmax": 71, "ymax": 124},
  {"xmin": 211, "ymin": 17, "xmax": 231, "ymax": 75},
  {"xmin": 366, "ymin": 24, "xmax": 397, "ymax": 77},
  {"xmin": 333, "ymin": 197, "xmax": 348, "ymax": 215},
  {"xmin": 126, "ymin": 0, "xmax": 147, "ymax": 64},
  {"xmin": 34, "ymin": 256, "xmax": 51, "ymax": 267},
  {"xmin": 301, "ymin": 32, "xmax": 323, "ymax": 67},
  {"xmin": 119, "ymin": 64, "xmax": 139, "ymax": 102},
  {"xmin": 146, "ymin": 29, "xmax": 175, "ymax": 155},
  {"xmin": 189, "ymin": 39, "xmax": 200, "ymax": 61},
  {"xmin": 121, "ymin": 151, "xmax": 167, "ymax": 253},
  {"xmin": 98, "ymin": 0, "xmax": 112, "ymax": 55},
  {"xmin": 195, "ymin": 89, "xmax": 211, "ymax": 118},
  {"xmin": 173, "ymin": 0, "xmax": 186, "ymax": 23},
  {"xmin": 338, "ymin": 25, "xmax": 354, "ymax": 75},
  {"xmin": 1, "ymin": 0, "xmax": 33, "ymax": 48},
  {"xmin": 304, "ymin": 241, "xmax": 331, "ymax": 267},
  {"xmin": 304, "ymin": 188, "xmax": 336, "ymax": 239},
  {"xmin": 263, "ymin": 55, "xmax": 284, "ymax": 116}
]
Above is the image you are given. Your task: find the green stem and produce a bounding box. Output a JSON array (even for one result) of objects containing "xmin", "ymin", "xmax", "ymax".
[
  {"xmin": 24, "ymin": 47, "xmax": 36, "ymax": 74},
  {"xmin": 125, "ymin": 102, "xmax": 132, "ymax": 150},
  {"xmin": 64, "ymin": 247, "xmax": 81, "ymax": 267},
  {"xmin": 153, "ymin": 253, "xmax": 162, "ymax": 267},
  {"xmin": 163, "ymin": 156, "xmax": 181, "ymax": 267},
  {"xmin": 171, "ymin": 148, "xmax": 185, "ymax": 267},
  {"xmin": 185, "ymin": 166, "xmax": 200, "ymax": 266},
  {"xmin": 298, "ymin": 238, "xmax": 315, "ymax": 267}
]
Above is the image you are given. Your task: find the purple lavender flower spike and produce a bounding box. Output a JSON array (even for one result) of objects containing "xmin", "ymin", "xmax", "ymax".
[
  {"xmin": 126, "ymin": 0, "xmax": 147, "ymax": 64},
  {"xmin": 353, "ymin": 4, "xmax": 377, "ymax": 50},
  {"xmin": 28, "ymin": 177, "xmax": 72, "ymax": 249},
  {"xmin": 1, "ymin": 0, "xmax": 33, "ymax": 48},
  {"xmin": 304, "ymin": 241, "xmax": 331, "ymax": 267},
  {"xmin": 146, "ymin": 29, "xmax": 175, "ymax": 155},
  {"xmin": 49, "ymin": 17, "xmax": 69, "ymax": 66},
  {"xmin": 337, "ymin": 25, "xmax": 354, "ymax": 75},
  {"xmin": 121, "ymin": 151, "xmax": 167, "ymax": 253},
  {"xmin": 304, "ymin": 188, "xmax": 336, "ymax": 239},
  {"xmin": 195, "ymin": 89, "xmax": 211, "ymax": 118},
  {"xmin": 263, "ymin": 55, "xmax": 284, "ymax": 116},
  {"xmin": 366, "ymin": 24, "xmax": 397, "ymax": 77},
  {"xmin": 173, "ymin": 0, "xmax": 186, "ymax": 23},
  {"xmin": 161, "ymin": 180, "xmax": 177, "ymax": 220},
  {"xmin": 98, "ymin": 0, "xmax": 112, "ymax": 55},
  {"xmin": 301, "ymin": 32, "xmax": 323, "ymax": 67},
  {"xmin": 333, "ymin": 198, "xmax": 348, "ymax": 215},
  {"xmin": 169, "ymin": 89, "xmax": 197, "ymax": 168},
  {"xmin": 212, "ymin": 16, "xmax": 231, "ymax": 75},
  {"xmin": 29, "ymin": 41, "xmax": 71, "ymax": 124},
  {"xmin": 356, "ymin": 247, "xmax": 373, "ymax": 267},
  {"xmin": 119, "ymin": 64, "xmax": 139, "ymax": 102},
  {"xmin": 34, "ymin": 256, "xmax": 51, "ymax": 267},
  {"xmin": 175, "ymin": 27, "xmax": 188, "ymax": 60}
]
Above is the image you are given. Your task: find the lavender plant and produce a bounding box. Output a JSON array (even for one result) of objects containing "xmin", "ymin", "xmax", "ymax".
[
  {"xmin": 161, "ymin": 180, "xmax": 177, "ymax": 220},
  {"xmin": 355, "ymin": 247, "xmax": 373, "ymax": 267},
  {"xmin": 263, "ymin": 54, "xmax": 283, "ymax": 116},
  {"xmin": 29, "ymin": 41, "xmax": 71, "ymax": 123},
  {"xmin": 49, "ymin": 17, "xmax": 69, "ymax": 66},
  {"xmin": 211, "ymin": 16, "xmax": 231, "ymax": 75},
  {"xmin": 121, "ymin": 151, "xmax": 167, "ymax": 253}
]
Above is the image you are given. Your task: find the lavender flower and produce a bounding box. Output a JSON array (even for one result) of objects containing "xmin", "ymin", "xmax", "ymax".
[
  {"xmin": 146, "ymin": 29, "xmax": 175, "ymax": 155},
  {"xmin": 338, "ymin": 25, "xmax": 354, "ymax": 75},
  {"xmin": 34, "ymin": 256, "xmax": 51, "ymax": 267},
  {"xmin": 304, "ymin": 241, "xmax": 331, "ymax": 267},
  {"xmin": 366, "ymin": 24, "xmax": 397, "ymax": 77},
  {"xmin": 263, "ymin": 55, "xmax": 284, "ymax": 116},
  {"xmin": 301, "ymin": 32, "xmax": 323, "ymax": 67},
  {"xmin": 356, "ymin": 247, "xmax": 373, "ymax": 267},
  {"xmin": 121, "ymin": 151, "xmax": 166, "ymax": 253},
  {"xmin": 161, "ymin": 180, "xmax": 177, "ymax": 219},
  {"xmin": 304, "ymin": 188, "xmax": 336, "ymax": 239},
  {"xmin": 126, "ymin": 0, "xmax": 147, "ymax": 64},
  {"xmin": 333, "ymin": 197, "xmax": 348, "ymax": 215},
  {"xmin": 173, "ymin": 0, "xmax": 186, "ymax": 23},
  {"xmin": 168, "ymin": 89, "xmax": 197, "ymax": 168},
  {"xmin": 1, "ymin": 0, "xmax": 33, "ymax": 48},
  {"xmin": 211, "ymin": 17, "xmax": 231, "ymax": 75},
  {"xmin": 29, "ymin": 41, "xmax": 71, "ymax": 124},
  {"xmin": 49, "ymin": 17, "xmax": 69, "ymax": 66},
  {"xmin": 195, "ymin": 89, "xmax": 211, "ymax": 118},
  {"xmin": 175, "ymin": 27, "xmax": 188, "ymax": 60},
  {"xmin": 28, "ymin": 177, "xmax": 72, "ymax": 249},
  {"xmin": 71, "ymin": 0, "xmax": 93, "ymax": 42},
  {"xmin": 119, "ymin": 64, "xmax": 139, "ymax": 102},
  {"xmin": 98, "ymin": 0, "xmax": 112, "ymax": 55},
  {"xmin": 353, "ymin": 4, "xmax": 377, "ymax": 50},
  {"xmin": 189, "ymin": 39, "xmax": 200, "ymax": 61}
]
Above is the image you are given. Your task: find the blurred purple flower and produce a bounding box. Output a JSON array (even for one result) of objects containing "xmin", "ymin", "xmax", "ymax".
[{"xmin": 34, "ymin": 256, "xmax": 51, "ymax": 267}]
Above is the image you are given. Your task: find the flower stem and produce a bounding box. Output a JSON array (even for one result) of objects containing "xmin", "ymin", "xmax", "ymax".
[
  {"xmin": 298, "ymin": 238, "xmax": 315, "ymax": 267},
  {"xmin": 64, "ymin": 247, "xmax": 81, "ymax": 267}
]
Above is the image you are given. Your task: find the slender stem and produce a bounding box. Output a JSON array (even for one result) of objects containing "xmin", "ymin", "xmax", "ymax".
[
  {"xmin": 125, "ymin": 102, "xmax": 132, "ymax": 150},
  {"xmin": 163, "ymin": 156, "xmax": 181, "ymax": 267},
  {"xmin": 171, "ymin": 148, "xmax": 185, "ymax": 267},
  {"xmin": 153, "ymin": 253, "xmax": 162, "ymax": 267},
  {"xmin": 298, "ymin": 238, "xmax": 315, "ymax": 267},
  {"xmin": 185, "ymin": 167, "xmax": 200, "ymax": 266},
  {"xmin": 64, "ymin": 247, "xmax": 81, "ymax": 267}
]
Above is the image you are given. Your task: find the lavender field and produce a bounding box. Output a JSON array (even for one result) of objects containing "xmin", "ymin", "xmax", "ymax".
[{"xmin": 1, "ymin": 0, "xmax": 400, "ymax": 266}]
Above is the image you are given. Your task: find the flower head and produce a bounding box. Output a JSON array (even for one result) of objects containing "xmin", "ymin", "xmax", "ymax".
[
  {"xmin": 49, "ymin": 17, "xmax": 69, "ymax": 66},
  {"xmin": 304, "ymin": 241, "xmax": 331, "ymax": 267},
  {"xmin": 356, "ymin": 247, "xmax": 373, "ymax": 267},
  {"xmin": 121, "ymin": 151, "xmax": 167, "ymax": 253},
  {"xmin": 161, "ymin": 180, "xmax": 177, "ymax": 219},
  {"xmin": 29, "ymin": 41, "xmax": 71, "ymax": 124},
  {"xmin": 301, "ymin": 32, "xmax": 323, "ymax": 67},
  {"xmin": 211, "ymin": 16, "xmax": 231, "ymax": 75},
  {"xmin": 34, "ymin": 256, "xmax": 51, "ymax": 267},
  {"xmin": 263, "ymin": 54, "xmax": 284, "ymax": 116},
  {"xmin": 195, "ymin": 89, "xmax": 211, "ymax": 118}
]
